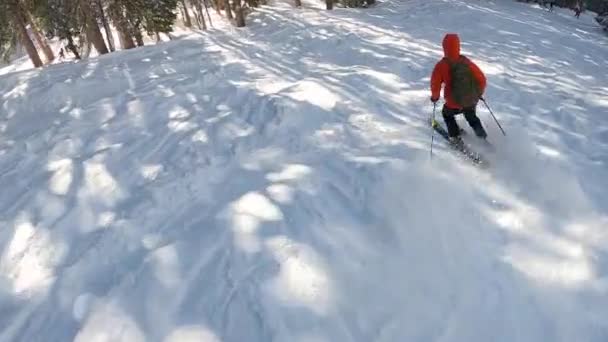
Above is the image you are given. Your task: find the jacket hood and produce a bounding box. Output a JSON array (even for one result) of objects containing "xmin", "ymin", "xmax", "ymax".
[{"xmin": 442, "ymin": 34, "xmax": 460, "ymax": 60}]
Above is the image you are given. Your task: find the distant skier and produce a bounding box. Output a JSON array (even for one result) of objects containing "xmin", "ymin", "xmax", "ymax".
[
  {"xmin": 430, "ymin": 33, "xmax": 488, "ymax": 142},
  {"xmin": 574, "ymin": 2, "xmax": 582, "ymax": 18},
  {"xmin": 549, "ymin": 0, "xmax": 554, "ymax": 12}
]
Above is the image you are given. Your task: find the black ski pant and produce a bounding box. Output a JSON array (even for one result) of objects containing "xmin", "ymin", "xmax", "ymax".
[{"xmin": 442, "ymin": 105, "xmax": 487, "ymax": 138}]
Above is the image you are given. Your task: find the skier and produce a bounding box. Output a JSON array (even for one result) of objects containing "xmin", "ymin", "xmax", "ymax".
[
  {"xmin": 430, "ymin": 33, "xmax": 488, "ymax": 143},
  {"xmin": 574, "ymin": 2, "xmax": 582, "ymax": 18}
]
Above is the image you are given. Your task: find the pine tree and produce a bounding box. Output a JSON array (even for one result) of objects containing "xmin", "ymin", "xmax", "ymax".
[
  {"xmin": 234, "ymin": 0, "xmax": 245, "ymax": 27},
  {"xmin": 3, "ymin": 0, "xmax": 44, "ymax": 67},
  {"xmin": 16, "ymin": 0, "xmax": 56, "ymax": 62},
  {"xmin": 179, "ymin": 0, "xmax": 193, "ymax": 27},
  {"xmin": 79, "ymin": 0, "xmax": 109, "ymax": 54},
  {"xmin": 586, "ymin": 0, "xmax": 608, "ymax": 13},
  {"xmin": 202, "ymin": 0, "xmax": 213, "ymax": 27},
  {"xmin": 142, "ymin": 0, "xmax": 178, "ymax": 36},
  {"xmin": 0, "ymin": 1, "xmax": 17, "ymax": 63},
  {"xmin": 107, "ymin": 0, "xmax": 137, "ymax": 49},
  {"xmin": 96, "ymin": 0, "xmax": 116, "ymax": 52},
  {"xmin": 224, "ymin": 0, "xmax": 233, "ymax": 20},
  {"xmin": 341, "ymin": 0, "xmax": 373, "ymax": 7},
  {"xmin": 190, "ymin": 0, "xmax": 207, "ymax": 30},
  {"xmin": 106, "ymin": 0, "xmax": 178, "ymax": 49},
  {"xmin": 26, "ymin": 11, "xmax": 55, "ymax": 62}
]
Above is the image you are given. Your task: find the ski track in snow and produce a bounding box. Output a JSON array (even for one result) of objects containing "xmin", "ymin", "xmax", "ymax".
[{"xmin": 1, "ymin": 0, "xmax": 608, "ymax": 341}]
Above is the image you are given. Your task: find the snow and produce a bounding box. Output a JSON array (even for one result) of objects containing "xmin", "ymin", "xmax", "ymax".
[{"xmin": 1, "ymin": 0, "xmax": 608, "ymax": 341}]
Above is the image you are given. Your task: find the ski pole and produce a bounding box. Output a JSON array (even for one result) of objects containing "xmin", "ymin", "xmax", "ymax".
[
  {"xmin": 480, "ymin": 97, "xmax": 506, "ymax": 136},
  {"xmin": 430, "ymin": 102, "xmax": 436, "ymax": 158}
]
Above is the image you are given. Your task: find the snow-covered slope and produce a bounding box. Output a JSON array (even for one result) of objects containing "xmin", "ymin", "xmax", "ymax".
[{"xmin": 1, "ymin": 0, "xmax": 608, "ymax": 341}]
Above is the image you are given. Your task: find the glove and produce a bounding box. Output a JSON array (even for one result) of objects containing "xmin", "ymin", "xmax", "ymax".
[{"xmin": 430, "ymin": 96, "xmax": 439, "ymax": 103}]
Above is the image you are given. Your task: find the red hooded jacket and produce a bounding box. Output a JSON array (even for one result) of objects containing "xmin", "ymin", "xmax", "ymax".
[{"xmin": 431, "ymin": 34, "xmax": 486, "ymax": 109}]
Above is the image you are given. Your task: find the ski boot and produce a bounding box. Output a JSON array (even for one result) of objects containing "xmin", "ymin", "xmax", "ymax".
[
  {"xmin": 472, "ymin": 125, "xmax": 488, "ymax": 140},
  {"xmin": 449, "ymin": 135, "xmax": 465, "ymax": 149}
]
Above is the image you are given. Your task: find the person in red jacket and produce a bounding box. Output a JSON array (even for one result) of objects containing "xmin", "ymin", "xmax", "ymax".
[{"xmin": 431, "ymin": 33, "xmax": 487, "ymax": 140}]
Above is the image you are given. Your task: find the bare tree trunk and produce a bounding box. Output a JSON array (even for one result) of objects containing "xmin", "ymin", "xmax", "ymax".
[
  {"xmin": 199, "ymin": 7, "xmax": 207, "ymax": 30},
  {"xmin": 295, "ymin": 0, "xmax": 301, "ymax": 6},
  {"xmin": 193, "ymin": 8, "xmax": 201, "ymax": 29},
  {"xmin": 116, "ymin": 20, "xmax": 136, "ymax": 49},
  {"xmin": 96, "ymin": 0, "xmax": 115, "ymax": 52},
  {"xmin": 11, "ymin": 3, "xmax": 43, "ymax": 68},
  {"xmin": 326, "ymin": 0, "xmax": 333, "ymax": 10},
  {"xmin": 192, "ymin": 2, "xmax": 202, "ymax": 28},
  {"xmin": 211, "ymin": 0, "xmax": 221, "ymax": 14},
  {"xmin": 31, "ymin": 28, "xmax": 54, "ymax": 63},
  {"xmin": 26, "ymin": 12, "xmax": 55, "ymax": 62},
  {"xmin": 110, "ymin": 7, "xmax": 136, "ymax": 50},
  {"xmin": 118, "ymin": 30, "xmax": 136, "ymax": 49},
  {"xmin": 80, "ymin": 0, "xmax": 109, "ymax": 54},
  {"xmin": 82, "ymin": 38, "xmax": 92, "ymax": 58},
  {"xmin": 234, "ymin": 0, "xmax": 245, "ymax": 27},
  {"xmin": 224, "ymin": 0, "xmax": 234, "ymax": 20},
  {"xmin": 193, "ymin": 1, "xmax": 207, "ymax": 30},
  {"xmin": 180, "ymin": 0, "xmax": 193, "ymax": 27},
  {"xmin": 203, "ymin": 0, "xmax": 214, "ymax": 27}
]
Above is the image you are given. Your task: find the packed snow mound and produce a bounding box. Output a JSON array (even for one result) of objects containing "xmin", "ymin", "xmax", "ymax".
[{"xmin": 1, "ymin": 0, "xmax": 608, "ymax": 341}]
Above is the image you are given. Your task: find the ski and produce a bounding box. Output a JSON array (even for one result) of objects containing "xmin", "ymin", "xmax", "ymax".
[{"xmin": 431, "ymin": 119, "xmax": 488, "ymax": 167}]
